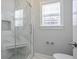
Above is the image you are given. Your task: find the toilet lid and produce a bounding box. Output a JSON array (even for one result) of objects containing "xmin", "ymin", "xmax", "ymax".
[{"xmin": 53, "ymin": 53, "xmax": 73, "ymax": 59}]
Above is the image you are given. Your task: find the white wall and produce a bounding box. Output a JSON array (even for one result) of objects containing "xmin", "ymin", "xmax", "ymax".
[{"xmin": 31, "ymin": 0, "xmax": 73, "ymax": 56}]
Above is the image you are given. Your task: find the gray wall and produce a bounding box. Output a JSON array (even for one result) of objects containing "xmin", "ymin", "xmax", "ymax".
[{"xmin": 31, "ymin": 0, "xmax": 73, "ymax": 56}]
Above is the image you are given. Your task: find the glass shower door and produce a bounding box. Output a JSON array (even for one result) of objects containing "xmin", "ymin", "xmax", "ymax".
[
  {"xmin": 1, "ymin": 0, "xmax": 33, "ymax": 59},
  {"xmin": 1, "ymin": 0, "xmax": 16, "ymax": 59},
  {"xmin": 15, "ymin": 0, "xmax": 33, "ymax": 59}
]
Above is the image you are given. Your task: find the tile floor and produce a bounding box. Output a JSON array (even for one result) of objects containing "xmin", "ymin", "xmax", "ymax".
[{"xmin": 32, "ymin": 53, "xmax": 54, "ymax": 59}]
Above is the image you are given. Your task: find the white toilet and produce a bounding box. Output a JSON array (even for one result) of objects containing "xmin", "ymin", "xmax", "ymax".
[{"xmin": 53, "ymin": 53, "xmax": 73, "ymax": 59}]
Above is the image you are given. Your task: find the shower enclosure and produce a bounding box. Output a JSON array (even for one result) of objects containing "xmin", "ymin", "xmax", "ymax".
[{"xmin": 1, "ymin": 0, "xmax": 33, "ymax": 59}]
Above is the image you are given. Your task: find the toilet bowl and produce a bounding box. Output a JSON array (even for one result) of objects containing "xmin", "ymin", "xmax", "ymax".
[{"xmin": 53, "ymin": 53, "xmax": 73, "ymax": 59}]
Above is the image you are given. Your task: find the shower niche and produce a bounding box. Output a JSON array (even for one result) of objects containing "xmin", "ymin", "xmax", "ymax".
[{"xmin": 2, "ymin": 20, "xmax": 11, "ymax": 31}]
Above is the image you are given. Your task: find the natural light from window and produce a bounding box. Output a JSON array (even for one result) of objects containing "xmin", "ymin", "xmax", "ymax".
[
  {"xmin": 15, "ymin": 9, "xmax": 23, "ymax": 26},
  {"xmin": 41, "ymin": 2, "xmax": 62, "ymax": 26}
]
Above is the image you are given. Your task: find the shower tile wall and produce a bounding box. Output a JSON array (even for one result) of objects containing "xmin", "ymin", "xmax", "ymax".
[
  {"xmin": 1, "ymin": 0, "xmax": 15, "ymax": 59},
  {"xmin": 1, "ymin": 0, "xmax": 32, "ymax": 59}
]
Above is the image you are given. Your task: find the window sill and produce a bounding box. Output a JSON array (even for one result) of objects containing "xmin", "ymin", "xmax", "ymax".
[{"xmin": 40, "ymin": 25, "xmax": 64, "ymax": 30}]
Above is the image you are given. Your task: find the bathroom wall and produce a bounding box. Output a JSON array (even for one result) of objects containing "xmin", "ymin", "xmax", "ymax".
[{"xmin": 31, "ymin": 0, "xmax": 73, "ymax": 56}]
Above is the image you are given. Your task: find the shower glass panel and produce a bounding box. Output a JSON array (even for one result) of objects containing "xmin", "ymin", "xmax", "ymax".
[
  {"xmin": 1, "ymin": 0, "xmax": 33, "ymax": 59},
  {"xmin": 15, "ymin": 0, "xmax": 32, "ymax": 59},
  {"xmin": 1, "ymin": 0, "xmax": 16, "ymax": 59}
]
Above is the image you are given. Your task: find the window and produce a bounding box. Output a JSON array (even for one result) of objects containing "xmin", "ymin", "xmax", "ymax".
[
  {"xmin": 15, "ymin": 9, "xmax": 23, "ymax": 27},
  {"xmin": 41, "ymin": 2, "xmax": 63, "ymax": 27}
]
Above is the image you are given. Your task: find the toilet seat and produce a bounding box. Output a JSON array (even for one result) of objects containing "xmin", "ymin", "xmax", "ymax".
[{"xmin": 53, "ymin": 53, "xmax": 73, "ymax": 59}]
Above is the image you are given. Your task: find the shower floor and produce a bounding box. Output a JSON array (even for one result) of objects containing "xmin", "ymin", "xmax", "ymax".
[{"xmin": 32, "ymin": 53, "xmax": 54, "ymax": 59}]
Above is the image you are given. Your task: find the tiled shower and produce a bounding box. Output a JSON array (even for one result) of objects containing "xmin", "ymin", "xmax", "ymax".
[{"xmin": 1, "ymin": 0, "xmax": 33, "ymax": 59}]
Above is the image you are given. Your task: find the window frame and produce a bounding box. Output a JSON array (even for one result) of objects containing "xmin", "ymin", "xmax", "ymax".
[{"xmin": 40, "ymin": 1, "xmax": 64, "ymax": 29}]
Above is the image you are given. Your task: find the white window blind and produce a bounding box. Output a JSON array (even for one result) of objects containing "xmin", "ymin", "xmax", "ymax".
[{"xmin": 41, "ymin": 2, "xmax": 63, "ymax": 26}]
